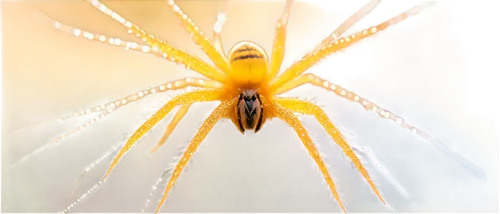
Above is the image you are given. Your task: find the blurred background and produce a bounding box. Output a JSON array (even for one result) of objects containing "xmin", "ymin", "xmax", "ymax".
[{"xmin": 2, "ymin": 0, "xmax": 499, "ymax": 213}]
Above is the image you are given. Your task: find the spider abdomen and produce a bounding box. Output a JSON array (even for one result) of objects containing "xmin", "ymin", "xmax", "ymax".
[{"xmin": 227, "ymin": 41, "xmax": 269, "ymax": 88}]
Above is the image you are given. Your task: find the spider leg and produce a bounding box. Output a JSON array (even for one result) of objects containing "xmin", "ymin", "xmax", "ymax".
[
  {"xmin": 270, "ymin": 27, "xmax": 375, "ymax": 92},
  {"xmin": 154, "ymin": 99, "xmax": 235, "ymax": 213},
  {"xmin": 11, "ymin": 111, "xmax": 114, "ymax": 169},
  {"xmin": 102, "ymin": 89, "xmax": 222, "ymax": 181},
  {"xmin": 271, "ymin": 102, "xmax": 347, "ymax": 213},
  {"xmin": 212, "ymin": 0, "xmax": 228, "ymax": 57},
  {"xmin": 275, "ymin": 98, "xmax": 386, "ymax": 205},
  {"xmin": 310, "ymin": 0, "xmax": 441, "ymax": 70},
  {"xmin": 350, "ymin": 145, "xmax": 408, "ymax": 197},
  {"xmin": 62, "ymin": 180, "xmax": 104, "ymax": 213},
  {"xmin": 268, "ymin": 0, "xmax": 294, "ymax": 79},
  {"xmin": 12, "ymin": 78, "xmax": 218, "ymax": 167},
  {"xmin": 143, "ymin": 166, "xmax": 173, "ymax": 214},
  {"xmin": 278, "ymin": 73, "xmax": 485, "ymax": 177},
  {"xmin": 313, "ymin": 0, "xmax": 381, "ymax": 51},
  {"xmin": 322, "ymin": 115, "xmax": 415, "ymax": 204},
  {"xmin": 274, "ymin": 73, "xmax": 311, "ymax": 95},
  {"xmin": 65, "ymin": 98, "xmax": 211, "ymax": 213},
  {"xmin": 85, "ymin": 0, "xmax": 227, "ymax": 83},
  {"xmin": 72, "ymin": 141, "xmax": 124, "ymax": 195},
  {"xmin": 40, "ymin": 77, "xmax": 218, "ymax": 127},
  {"xmin": 149, "ymin": 103, "xmax": 192, "ymax": 154},
  {"xmin": 375, "ymin": 2, "xmax": 434, "ymax": 33},
  {"xmin": 32, "ymin": 11, "xmax": 155, "ymax": 55},
  {"xmin": 269, "ymin": 2, "xmax": 434, "ymax": 92},
  {"xmin": 166, "ymin": 0, "xmax": 230, "ymax": 73},
  {"xmin": 278, "ymin": 75, "xmax": 408, "ymax": 196},
  {"xmin": 60, "ymin": 89, "xmax": 217, "ymax": 214}
]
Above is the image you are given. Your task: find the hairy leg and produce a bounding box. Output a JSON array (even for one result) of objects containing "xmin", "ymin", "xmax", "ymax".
[
  {"xmin": 269, "ymin": 2, "xmax": 434, "ymax": 92},
  {"xmin": 212, "ymin": 0, "xmax": 229, "ymax": 57},
  {"xmin": 84, "ymin": 0, "xmax": 227, "ymax": 82},
  {"xmin": 313, "ymin": 0, "xmax": 381, "ymax": 51},
  {"xmin": 33, "ymin": 11, "xmax": 155, "ymax": 55},
  {"xmin": 60, "ymin": 141, "xmax": 124, "ymax": 214},
  {"xmin": 13, "ymin": 78, "xmax": 218, "ymax": 167},
  {"xmin": 155, "ymin": 99, "xmax": 235, "ymax": 213},
  {"xmin": 165, "ymin": 0, "xmax": 230, "ymax": 73},
  {"xmin": 102, "ymin": 89, "xmax": 222, "ymax": 181},
  {"xmin": 268, "ymin": 0, "xmax": 294, "ymax": 79},
  {"xmin": 149, "ymin": 104, "xmax": 192, "ymax": 154},
  {"xmin": 271, "ymin": 102, "xmax": 347, "ymax": 213},
  {"xmin": 60, "ymin": 89, "xmax": 218, "ymax": 213},
  {"xmin": 278, "ymin": 75, "xmax": 409, "ymax": 196},
  {"xmin": 276, "ymin": 73, "xmax": 484, "ymax": 177},
  {"xmin": 275, "ymin": 97, "xmax": 386, "ymax": 205},
  {"xmin": 274, "ymin": 73, "xmax": 311, "ymax": 95},
  {"xmin": 309, "ymin": 0, "xmax": 441, "ymax": 70},
  {"xmin": 350, "ymin": 145, "xmax": 408, "ymax": 197}
]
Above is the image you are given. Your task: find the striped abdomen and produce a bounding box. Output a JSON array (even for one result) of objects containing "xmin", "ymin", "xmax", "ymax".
[{"xmin": 227, "ymin": 41, "xmax": 269, "ymax": 88}]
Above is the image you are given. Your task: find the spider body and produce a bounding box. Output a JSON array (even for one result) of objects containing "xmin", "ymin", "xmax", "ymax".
[
  {"xmin": 225, "ymin": 41, "xmax": 270, "ymax": 132},
  {"xmin": 13, "ymin": 0, "xmax": 455, "ymax": 213},
  {"xmin": 227, "ymin": 41, "xmax": 269, "ymax": 87},
  {"xmin": 236, "ymin": 89, "xmax": 264, "ymax": 132}
]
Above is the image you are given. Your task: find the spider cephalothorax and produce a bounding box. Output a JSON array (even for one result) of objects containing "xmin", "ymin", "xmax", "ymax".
[
  {"xmin": 235, "ymin": 89, "xmax": 264, "ymax": 132},
  {"xmin": 26, "ymin": 0, "xmax": 438, "ymax": 213}
]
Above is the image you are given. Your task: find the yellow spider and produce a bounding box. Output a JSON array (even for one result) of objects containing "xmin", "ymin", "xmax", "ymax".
[{"xmin": 11, "ymin": 0, "xmax": 488, "ymax": 213}]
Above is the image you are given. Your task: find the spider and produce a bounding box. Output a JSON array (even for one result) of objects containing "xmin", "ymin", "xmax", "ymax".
[{"xmin": 7, "ymin": 0, "xmax": 490, "ymax": 213}]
